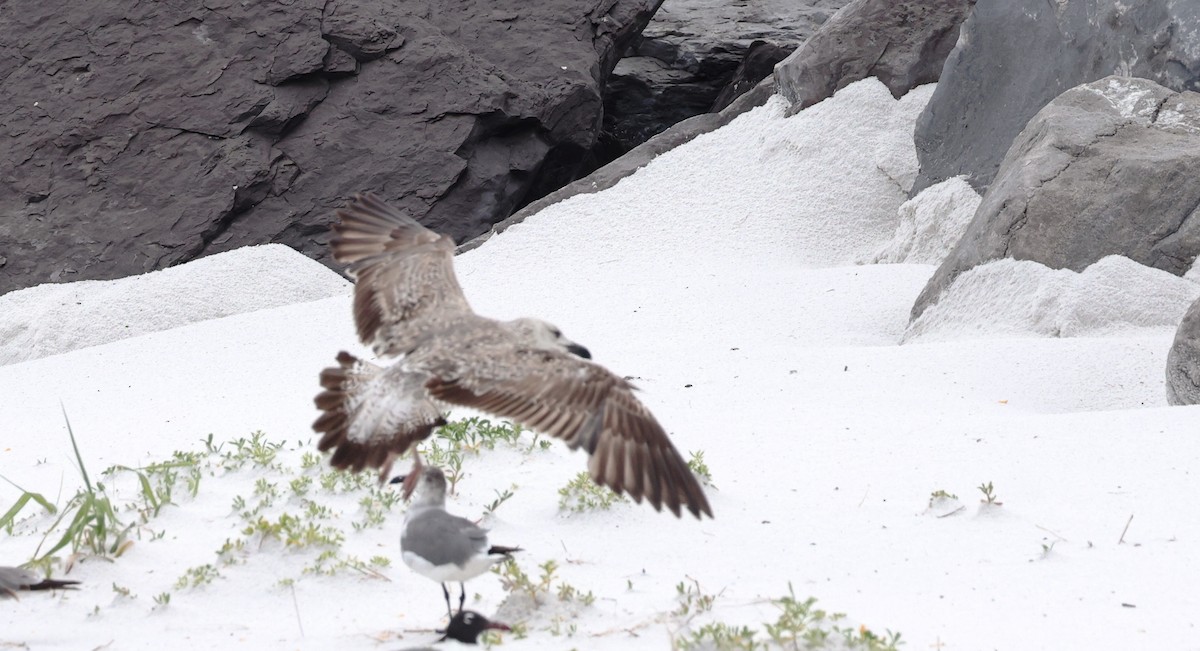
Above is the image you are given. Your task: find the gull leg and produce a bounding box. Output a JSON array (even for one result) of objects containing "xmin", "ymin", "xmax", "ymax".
[
  {"xmin": 458, "ymin": 582, "xmax": 466, "ymax": 614},
  {"xmin": 442, "ymin": 583, "xmax": 453, "ymax": 621}
]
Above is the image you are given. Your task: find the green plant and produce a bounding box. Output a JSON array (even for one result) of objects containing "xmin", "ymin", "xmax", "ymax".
[
  {"xmin": 299, "ymin": 451, "xmax": 322, "ymax": 469},
  {"xmin": 768, "ymin": 585, "xmax": 903, "ymax": 651},
  {"xmin": 318, "ymin": 468, "xmax": 374, "ymax": 493},
  {"xmin": 674, "ymin": 577, "xmax": 718, "ymax": 616},
  {"xmin": 677, "ymin": 622, "xmax": 759, "ymax": 650},
  {"xmin": 484, "ymin": 484, "xmax": 518, "ymax": 515},
  {"xmin": 492, "ymin": 557, "xmax": 592, "ymax": 609},
  {"xmin": 493, "ymin": 557, "xmax": 548, "ymax": 604},
  {"xmin": 242, "ymin": 512, "xmax": 344, "ymax": 549},
  {"xmin": 438, "ymin": 417, "xmax": 524, "ymax": 450},
  {"xmin": 30, "ymin": 408, "xmax": 135, "ymax": 563},
  {"xmin": 104, "ymin": 455, "xmax": 201, "ymax": 523},
  {"xmin": 978, "ymin": 481, "xmax": 1001, "ymax": 505},
  {"xmin": 672, "ymin": 583, "xmax": 905, "ymax": 651},
  {"xmin": 111, "ymin": 583, "xmax": 135, "ymax": 599},
  {"xmin": 0, "ymin": 477, "xmax": 56, "ymax": 535},
  {"xmin": 302, "ymin": 550, "xmax": 388, "ymax": 578},
  {"xmin": 556, "ymin": 576, "xmax": 596, "ymax": 605},
  {"xmin": 548, "ymin": 616, "xmax": 579, "ymax": 637},
  {"xmin": 687, "ymin": 450, "xmax": 714, "ymax": 488},
  {"xmin": 176, "ymin": 564, "xmax": 220, "ymax": 589},
  {"xmin": 557, "ymin": 472, "xmax": 627, "ymax": 512},
  {"xmin": 928, "ymin": 489, "xmax": 958, "ymax": 506},
  {"xmin": 289, "ymin": 475, "xmax": 313, "ymax": 497},
  {"xmin": 216, "ymin": 537, "xmax": 246, "ymax": 565},
  {"xmin": 221, "ymin": 431, "xmax": 285, "ymax": 470}
]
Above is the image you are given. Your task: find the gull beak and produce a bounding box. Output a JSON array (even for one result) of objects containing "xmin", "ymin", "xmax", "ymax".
[
  {"xmin": 566, "ymin": 343, "xmax": 591, "ymax": 359},
  {"xmin": 486, "ymin": 621, "xmax": 512, "ymax": 632},
  {"xmin": 389, "ymin": 451, "xmax": 424, "ymax": 500}
]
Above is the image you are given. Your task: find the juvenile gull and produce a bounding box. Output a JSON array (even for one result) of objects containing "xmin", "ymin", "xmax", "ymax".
[
  {"xmin": 0, "ymin": 566, "xmax": 80, "ymax": 599},
  {"xmin": 313, "ymin": 193, "xmax": 713, "ymax": 519},
  {"xmin": 394, "ymin": 466, "xmax": 520, "ymax": 620}
]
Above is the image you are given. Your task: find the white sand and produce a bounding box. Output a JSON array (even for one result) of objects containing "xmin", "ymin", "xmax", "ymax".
[
  {"xmin": 0, "ymin": 244, "xmax": 350, "ymax": 366},
  {"xmin": 2, "ymin": 79, "xmax": 1198, "ymax": 651},
  {"xmin": 865, "ymin": 176, "xmax": 981, "ymax": 265}
]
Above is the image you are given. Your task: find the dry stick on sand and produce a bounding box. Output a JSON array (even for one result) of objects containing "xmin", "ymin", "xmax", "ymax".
[
  {"xmin": 1118, "ymin": 514, "xmax": 1134, "ymax": 544},
  {"xmin": 935, "ymin": 505, "xmax": 965, "ymax": 518},
  {"xmin": 1035, "ymin": 524, "xmax": 1068, "ymax": 541}
]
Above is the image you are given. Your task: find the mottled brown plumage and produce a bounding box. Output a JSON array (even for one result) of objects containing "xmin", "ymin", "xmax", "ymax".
[{"xmin": 313, "ymin": 194, "xmax": 712, "ymax": 518}]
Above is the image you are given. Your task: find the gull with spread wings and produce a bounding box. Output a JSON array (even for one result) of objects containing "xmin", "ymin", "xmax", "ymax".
[{"xmin": 312, "ymin": 194, "xmax": 712, "ymax": 519}]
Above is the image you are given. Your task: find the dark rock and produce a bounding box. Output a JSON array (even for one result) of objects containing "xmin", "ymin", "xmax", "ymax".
[
  {"xmin": 0, "ymin": 0, "xmax": 660, "ymax": 295},
  {"xmin": 601, "ymin": 0, "xmax": 849, "ymax": 158},
  {"xmin": 711, "ymin": 41, "xmax": 794, "ymax": 112},
  {"xmin": 775, "ymin": 0, "xmax": 974, "ymax": 112},
  {"xmin": 912, "ymin": 0, "xmax": 1200, "ymax": 196},
  {"xmin": 911, "ymin": 76, "xmax": 1200, "ymax": 321},
  {"xmin": 1167, "ymin": 296, "xmax": 1200, "ymax": 405},
  {"xmin": 461, "ymin": 76, "xmax": 780, "ymax": 253}
]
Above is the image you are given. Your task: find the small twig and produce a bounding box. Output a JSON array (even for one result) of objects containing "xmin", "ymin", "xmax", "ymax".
[
  {"xmin": 857, "ymin": 486, "xmax": 870, "ymax": 507},
  {"xmin": 1035, "ymin": 524, "xmax": 1068, "ymax": 542},
  {"xmin": 936, "ymin": 505, "xmax": 966, "ymax": 518},
  {"xmin": 289, "ymin": 583, "xmax": 304, "ymax": 637},
  {"xmin": 1118, "ymin": 514, "xmax": 1134, "ymax": 544}
]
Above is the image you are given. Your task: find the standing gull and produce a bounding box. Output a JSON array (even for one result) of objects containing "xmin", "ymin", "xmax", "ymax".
[
  {"xmin": 0, "ymin": 566, "xmax": 80, "ymax": 599},
  {"xmin": 394, "ymin": 466, "xmax": 520, "ymax": 620},
  {"xmin": 313, "ymin": 193, "xmax": 713, "ymax": 518}
]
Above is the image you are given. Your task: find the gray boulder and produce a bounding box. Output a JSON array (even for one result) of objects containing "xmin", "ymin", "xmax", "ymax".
[
  {"xmin": 912, "ymin": 0, "xmax": 1200, "ymax": 196},
  {"xmin": 1167, "ymin": 296, "xmax": 1200, "ymax": 405},
  {"xmin": 911, "ymin": 76, "xmax": 1200, "ymax": 321},
  {"xmin": 602, "ymin": 0, "xmax": 847, "ymax": 156},
  {"xmin": 775, "ymin": 0, "xmax": 974, "ymax": 112},
  {"xmin": 0, "ymin": 0, "xmax": 659, "ymax": 295}
]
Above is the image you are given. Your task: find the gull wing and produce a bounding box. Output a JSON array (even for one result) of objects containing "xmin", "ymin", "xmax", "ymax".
[
  {"xmin": 401, "ymin": 510, "xmax": 490, "ymax": 568},
  {"xmin": 330, "ymin": 193, "xmax": 474, "ymax": 357},
  {"xmin": 424, "ymin": 346, "xmax": 712, "ymax": 519}
]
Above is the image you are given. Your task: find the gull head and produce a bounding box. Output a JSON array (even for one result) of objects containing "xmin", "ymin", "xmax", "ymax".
[
  {"xmin": 440, "ymin": 610, "xmax": 512, "ymax": 643},
  {"xmin": 389, "ymin": 459, "xmax": 447, "ymax": 506},
  {"xmin": 506, "ymin": 318, "xmax": 591, "ymax": 359}
]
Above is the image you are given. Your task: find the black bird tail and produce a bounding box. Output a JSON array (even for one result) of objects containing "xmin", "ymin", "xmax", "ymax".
[
  {"xmin": 25, "ymin": 578, "xmax": 81, "ymax": 592},
  {"xmin": 487, "ymin": 545, "xmax": 522, "ymax": 556}
]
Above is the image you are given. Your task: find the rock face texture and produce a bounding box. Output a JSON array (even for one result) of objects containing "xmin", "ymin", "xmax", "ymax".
[
  {"xmin": 1166, "ymin": 296, "xmax": 1200, "ymax": 405},
  {"xmin": 910, "ymin": 76, "xmax": 1200, "ymax": 321},
  {"xmin": 601, "ymin": 0, "xmax": 848, "ymax": 156},
  {"xmin": 0, "ymin": 0, "xmax": 660, "ymax": 295},
  {"xmin": 912, "ymin": 0, "xmax": 1200, "ymax": 195},
  {"xmin": 775, "ymin": 0, "xmax": 975, "ymax": 112},
  {"xmin": 462, "ymin": 76, "xmax": 781, "ymax": 252},
  {"xmin": 710, "ymin": 41, "xmax": 794, "ymax": 112}
]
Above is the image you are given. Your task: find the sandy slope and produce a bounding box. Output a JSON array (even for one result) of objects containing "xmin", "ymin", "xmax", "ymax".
[{"xmin": 2, "ymin": 79, "xmax": 1198, "ymax": 651}]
